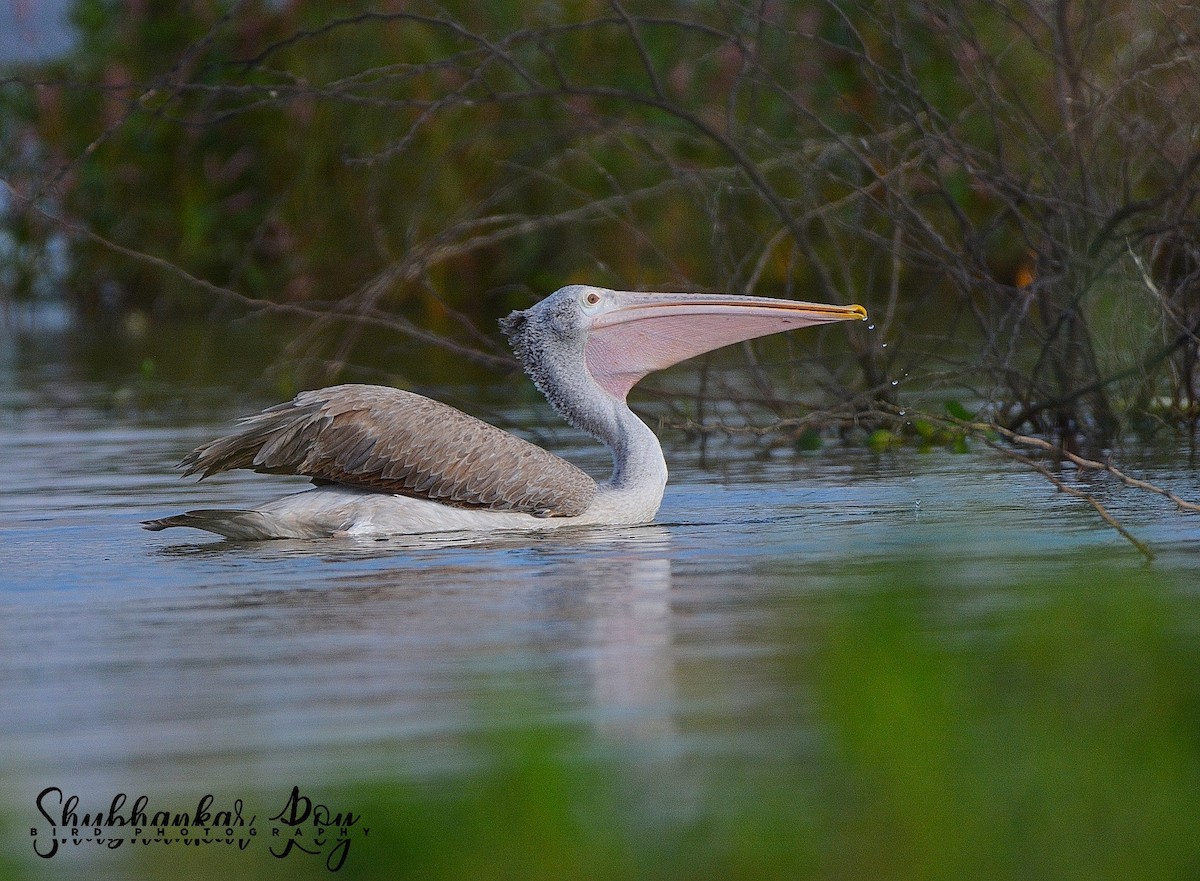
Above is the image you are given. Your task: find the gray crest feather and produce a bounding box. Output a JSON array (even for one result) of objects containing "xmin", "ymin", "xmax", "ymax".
[{"xmin": 180, "ymin": 384, "xmax": 597, "ymax": 517}]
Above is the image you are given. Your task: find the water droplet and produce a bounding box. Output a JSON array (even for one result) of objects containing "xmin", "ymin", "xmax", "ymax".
[
  {"xmin": 898, "ymin": 409, "xmax": 906, "ymax": 416},
  {"xmin": 880, "ymin": 342, "xmax": 888, "ymax": 348},
  {"xmin": 890, "ymin": 380, "xmax": 899, "ymax": 386},
  {"xmin": 866, "ymin": 323, "xmax": 876, "ymax": 331}
]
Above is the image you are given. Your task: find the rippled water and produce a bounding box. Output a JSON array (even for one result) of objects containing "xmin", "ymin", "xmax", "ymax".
[{"xmin": 2, "ymin": 312, "xmax": 1199, "ymax": 876}]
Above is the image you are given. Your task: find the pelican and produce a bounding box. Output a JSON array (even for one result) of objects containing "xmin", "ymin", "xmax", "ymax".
[{"xmin": 143, "ymin": 285, "xmax": 866, "ymax": 539}]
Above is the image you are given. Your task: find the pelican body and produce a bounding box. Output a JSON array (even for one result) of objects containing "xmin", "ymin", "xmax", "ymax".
[{"xmin": 143, "ymin": 286, "xmax": 866, "ymax": 539}]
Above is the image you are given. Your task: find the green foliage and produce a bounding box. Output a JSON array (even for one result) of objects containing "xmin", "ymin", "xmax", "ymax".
[
  {"xmin": 2, "ymin": 0, "xmax": 1198, "ymax": 437},
  {"xmin": 794, "ymin": 427, "xmax": 824, "ymax": 451},
  {"xmin": 944, "ymin": 399, "xmax": 974, "ymax": 422},
  {"xmin": 865, "ymin": 401, "xmax": 976, "ymax": 452},
  {"xmin": 816, "ymin": 570, "xmax": 1200, "ymax": 881},
  {"xmin": 344, "ymin": 569, "xmax": 1200, "ymax": 881},
  {"xmin": 866, "ymin": 426, "xmax": 901, "ymax": 451},
  {"xmin": 0, "ymin": 0, "xmax": 1041, "ymax": 317},
  {"xmin": 11, "ymin": 564, "xmax": 1191, "ymax": 881}
]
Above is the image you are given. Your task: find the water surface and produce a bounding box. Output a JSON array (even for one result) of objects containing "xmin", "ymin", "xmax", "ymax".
[{"xmin": 2, "ymin": 313, "xmax": 1198, "ymax": 877}]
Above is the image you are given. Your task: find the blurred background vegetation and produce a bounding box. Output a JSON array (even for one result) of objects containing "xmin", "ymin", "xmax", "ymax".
[
  {"xmin": 5, "ymin": 562, "xmax": 1200, "ymax": 880},
  {"xmin": 2, "ymin": 6, "xmax": 1199, "ymax": 877},
  {"xmin": 1, "ymin": 0, "xmax": 1198, "ymax": 441}
]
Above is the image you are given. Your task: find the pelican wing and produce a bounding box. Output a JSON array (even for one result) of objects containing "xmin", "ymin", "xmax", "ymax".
[{"xmin": 181, "ymin": 384, "xmax": 597, "ymax": 517}]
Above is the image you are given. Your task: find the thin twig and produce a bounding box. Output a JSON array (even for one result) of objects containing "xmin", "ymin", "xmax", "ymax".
[
  {"xmin": 984, "ymin": 440, "xmax": 1155, "ymax": 561},
  {"xmin": 0, "ymin": 179, "xmax": 515, "ymax": 370}
]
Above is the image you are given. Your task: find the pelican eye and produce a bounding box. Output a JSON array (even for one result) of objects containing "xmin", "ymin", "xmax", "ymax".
[{"xmin": 584, "ymin": 292, "xmax": 601, "ymax": 306}]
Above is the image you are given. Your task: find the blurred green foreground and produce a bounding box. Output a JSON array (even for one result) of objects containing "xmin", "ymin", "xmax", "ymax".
[{"xmin": 5, "ymin": 561, "xmax": 1198, "ymax": 881}]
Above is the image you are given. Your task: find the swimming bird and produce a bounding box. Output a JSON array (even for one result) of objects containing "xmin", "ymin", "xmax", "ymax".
[{"xmin": 143, "ymin": 285, "xmax": 866, "ymax": 539}]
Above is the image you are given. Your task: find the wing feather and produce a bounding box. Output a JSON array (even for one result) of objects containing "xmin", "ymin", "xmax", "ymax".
[{"xmin": 181, "ymin": 385, "xmax": 596, "ymax": 517}]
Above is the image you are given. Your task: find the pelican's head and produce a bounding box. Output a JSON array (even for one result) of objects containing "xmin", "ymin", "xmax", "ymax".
[{"xmin": 501, "ymin": 285, "xmax": 867, "ymax": 402}]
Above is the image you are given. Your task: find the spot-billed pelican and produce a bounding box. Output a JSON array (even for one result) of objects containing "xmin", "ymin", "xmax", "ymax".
[{"xmin": 143, "ymin": 285, "xmax": 866, "ymax": 539}]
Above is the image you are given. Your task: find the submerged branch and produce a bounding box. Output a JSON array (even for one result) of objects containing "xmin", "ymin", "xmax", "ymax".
[
  {"xmin": 964, "ymin": 419, "xmax": 1200, "ymax": 516},
  {"xmin": 667, "ymin": 397, "xmax": 1192, "ymax": 560},
  {"xmin": 985, "ymin": 442, "xmax": 1156, "ymax": 562}
]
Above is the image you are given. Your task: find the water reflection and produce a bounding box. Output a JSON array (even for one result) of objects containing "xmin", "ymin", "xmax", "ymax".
[
  {"xmin": 1, "ymin": 503, "xmax": 686, "ymax": 798},
  {"xmin": 151, "ymin": 521, "xmax": 669, "ymax": 560},
  {"xmin": 3, "ymin": 314, "xmax": 1200, "ymax": 815},
  {"xmin": 588, "ymin": 555, "xmax": 675, "ymax": 741},
  {"xmin": 150, "ymin": 525, "xmax": 681, "ymax": 747}
]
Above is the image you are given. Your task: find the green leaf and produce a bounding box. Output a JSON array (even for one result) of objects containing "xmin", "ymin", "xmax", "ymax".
[
  {"xmin": 866, "ymin": 429, "xmax": 897, "ymax": 450},
  {"xmin": 945, "ymin": 399, "xmax": 973, "ymax": 422},
  {"xmin": 795, "ymin": 428, "xmax": 823, "ymax": 451}
]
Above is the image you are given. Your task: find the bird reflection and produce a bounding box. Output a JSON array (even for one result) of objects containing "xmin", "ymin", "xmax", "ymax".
[
  {"xmin": 587, "ymin": 554, "xmax": 675, "ymax": 741},
  {"xmin": 145, "ymin": 523, "xmax": 681, "ymax": 766}
]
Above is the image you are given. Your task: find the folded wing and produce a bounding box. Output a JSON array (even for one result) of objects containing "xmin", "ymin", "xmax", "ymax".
[{"xmin": 181, "ymin": 384, "xmax": 597, "ymax": 517}]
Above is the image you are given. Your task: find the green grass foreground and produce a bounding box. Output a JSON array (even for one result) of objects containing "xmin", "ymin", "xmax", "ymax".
[{"xmin": 6, "ymin": 563, "xmax": 1200, "ymax": 880}]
